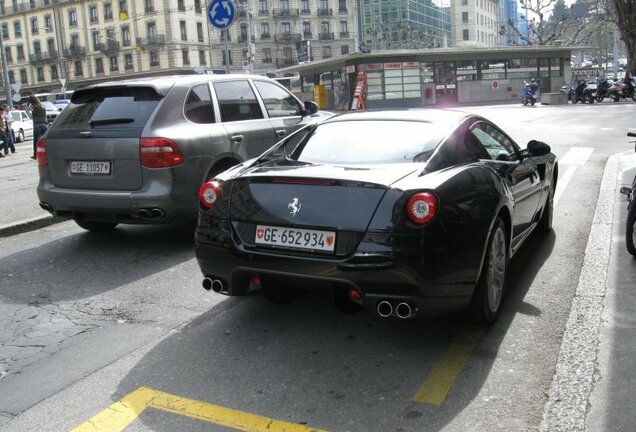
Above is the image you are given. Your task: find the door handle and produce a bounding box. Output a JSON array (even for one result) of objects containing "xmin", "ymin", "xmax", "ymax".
[
  {"xmin": 230, "ymin": 134, "xmax": 244, "ymax": 143},
  {"xmin": 275, "ymin": 129, "xmax": 287, "ymax": 137}
]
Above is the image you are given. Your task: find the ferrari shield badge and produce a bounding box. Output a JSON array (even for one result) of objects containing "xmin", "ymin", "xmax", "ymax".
[{"xmin": 288, "ymin": 198, "xmax": 301, "ymax": 217}]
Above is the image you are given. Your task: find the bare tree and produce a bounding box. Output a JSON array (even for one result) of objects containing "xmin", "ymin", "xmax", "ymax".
[
  {"xmin": 499, "ymin": 0, "xmax": 593, "ymax": 46},
  {"xmin": 605, "ymin": 0, "xmax": 636, "ymax": 75}
]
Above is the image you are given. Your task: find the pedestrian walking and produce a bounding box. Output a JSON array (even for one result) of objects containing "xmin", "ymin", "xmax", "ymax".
[
  {"xmin": 29, "ymin": 96, "xmax": 48, "ymax": 160},
  {"xmin": 1, "ymin": 104, "xmax": 15, "ymax": 156}
]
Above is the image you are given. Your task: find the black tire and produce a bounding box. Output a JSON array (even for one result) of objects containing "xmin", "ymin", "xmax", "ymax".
[
  {"xmin": 587, "ymin": 93, "xmax": 595, "ymax": 104},
  {"xmin": 468, "ymin": 218, "xmax": 508, "ymax": 323},
  {"xmin": 596, "ymin": 96, "xmax": 604, "ymax": 102},
  {"xmin": 16, "ymin": 130, "xmax": 24, "ymax": 143},
  {"xmin": 612, "ymin": 94, "xmax": 620, "ymax": 102},
  {"xmin": 626, "ymin": 200, "xmax": 636, "ymax": 256},
  {"xmin": 538, "ymin": 180, "xmax": 554, "ymax": 233},
  {"xmin": 521, "ymin": 97, "xmax": 528, "ymax": 106},
  {"xmin": 74, "ymin": 218, "xmax": 118, "ymax": 232},
  {"xmin": 530, "ymin": 98, "xmax": 536, "ymax": 106},
  {"xmin": 571, "ymin": 97, "xmax": 578, "ymax": 104}
]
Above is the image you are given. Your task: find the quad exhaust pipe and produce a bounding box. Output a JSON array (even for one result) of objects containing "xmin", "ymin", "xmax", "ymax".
[
  {"xmin": 202, "ymin": 277, "xmax": 225, "ymax": 294},
  {"xmin": 376, "ymin": 300, "xmax": 417, "ymax": 319}
]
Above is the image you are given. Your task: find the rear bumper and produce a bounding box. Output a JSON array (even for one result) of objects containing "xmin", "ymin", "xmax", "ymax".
[
  {"xmin": 37, "ymin": 179, "xmax": 197, "ymax": 224},
  {"xmin": 195, "ymin": 241, "xmax": 474, "ymax": 318}
]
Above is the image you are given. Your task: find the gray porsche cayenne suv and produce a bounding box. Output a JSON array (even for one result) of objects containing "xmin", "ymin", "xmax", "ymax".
[{"xmin": 37, "ymin": 74, "xmax": 318, "ymax": 231}]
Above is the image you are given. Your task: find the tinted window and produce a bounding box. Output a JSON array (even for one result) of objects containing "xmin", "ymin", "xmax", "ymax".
[
  {"xmin": 293, "ymin": 120, "xmax": 444, "ymax": 164},
  {"xmin": 185, "ymin": 84, "xmax": 215, "ymax": 124},
  {"xmin": 253, "ymin": 80, "xmax": 301, "ymax": 118},
  {"xmin": 56, "ymin": 86, "xmax": 162, "ymax": 130},
  {"xmin": 213, "ymin": 80, "xmax": 263, "ymax": 122}
]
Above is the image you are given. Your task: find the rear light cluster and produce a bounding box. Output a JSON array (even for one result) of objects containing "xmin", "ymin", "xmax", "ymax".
[
  {"xmin": 36, "ymin": 138, "xmax": 47, "ymax": 166},
  {"xmin": 199, "ymin": 180, "xmax": 223, "ymax": 209},
  {"xmin": 406, "ymin": 192, "xmax": 438, "ymax": 225},
  {"xmin": 139, "ymin": 138, "xmax": 184, "ymax": 168}
]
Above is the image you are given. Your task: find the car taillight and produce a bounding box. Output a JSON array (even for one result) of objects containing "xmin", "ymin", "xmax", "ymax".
[
  {"xmin": 36, "ymin": 138, "xmax": 47, "ymax": 167},
  {"xmin": 199, "ymin": 180, "xmax": 222, "ymax": 209},
  {"xmin": 139, "ymin": 138, "xmax": 184, "ymax": 168},
  {"xmin": 406, "ymin": 192, "xmax": 438, "ymax": 225}
]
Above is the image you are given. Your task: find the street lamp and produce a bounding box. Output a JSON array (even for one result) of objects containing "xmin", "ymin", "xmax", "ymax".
[{"xmin": 0, "ymin": 26, "xmax": 13, "ymax": 108}]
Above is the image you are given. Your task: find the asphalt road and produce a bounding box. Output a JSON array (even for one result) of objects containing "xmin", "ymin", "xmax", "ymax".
[{"xmin": 1, "ymin": 102, "xmax": 635, "ymax": 432}]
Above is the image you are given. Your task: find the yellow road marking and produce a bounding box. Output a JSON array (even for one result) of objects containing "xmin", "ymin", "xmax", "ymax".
[
  {"xmin": 72, "ymin": 387, "xmax": 329, "ymax": 432},
  {"xmin": 413, "ymin": 326, "xmax": 484, "ymax": 406}
]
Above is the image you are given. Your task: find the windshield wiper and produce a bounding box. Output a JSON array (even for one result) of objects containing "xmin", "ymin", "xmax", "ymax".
[{"xmin": 88, "ymin": 117, "xmax": 135, "ymax": 127}]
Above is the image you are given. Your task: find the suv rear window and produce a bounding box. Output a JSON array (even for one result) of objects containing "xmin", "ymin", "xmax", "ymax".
[{"xmin": 53, "ymin": 86, "xmax": 162, "ymax": 131}]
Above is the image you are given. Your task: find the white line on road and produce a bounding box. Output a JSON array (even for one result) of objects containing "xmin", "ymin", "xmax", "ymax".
[{"xmin": 554, "ymin": 147, "xmax": 594, "ymax": 207}]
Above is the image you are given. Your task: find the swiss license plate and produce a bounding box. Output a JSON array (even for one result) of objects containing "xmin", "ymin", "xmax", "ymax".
[
  {"xmin": 255, "ymin": 225, "xmax": 336, "ymax": 252},
  {"xmin": 70, "ymin": 161, "xmax": 111, "ymax": 175}
]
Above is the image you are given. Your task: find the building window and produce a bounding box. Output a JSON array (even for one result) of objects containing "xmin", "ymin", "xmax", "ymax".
[
  {"xmin": 461, "ymin": 0, "xmax": 468, "ymax": 4},
  {"xmin": 92, "ymin": 31, "xmax": 100, "ymax": 50},
  {"xmin": 178, "ymin": 0, "xmax": 185, "ymax": 11},
  {"xmin": 199, "ymin": 49, "xmax": 206, "ymax": 65},
  {"xmin": 341, "ymin": 44, "xmax": 349, "ymax": 55},
  {"xmin": 47, "ymin": 38, "xmax": 55, "ymax": 53},
  {"xmin": 69, "ymin": 9, "xmax": 78, "ymax": 26},
  {"xmin": 338, "ymin": 0, "xmax": 347, "ymax": 12},
  {"xmin": 259, "ymin": 0, "xmax": 267, "ymax": 13},
  {"xmin": 20, "ymin": 69, "xmax": 28, "ymax": 84},
  {"xmin": 194, "ymin": 0, "xmax": 202, "ymax": 13},
  {"xmin": 150, "ymin": 51, "xmax": 159, "ymax": 67},
  {"xmin": 321, "ymin": 21, "xmax": 330, "ymax": 33},
  {"xmin": 462, "ymin": 29, "xmax": 469, "ymax": 40},
  {"xmin": 124, "ymin": 53, "xmax": 134, "ymax": 70},
  {"xmin": 145, "ymin": 0, "xmax": 154, "ymax": 13},
  {"xmin": 302, "ymin": 21, "xmax": 311, "ymax": 36},
  {"xmin": 319, "ymin": 0, "xmax": 328, "ymax": 10},
  {"xmin": 44, "ymin": 15, "xmax": 52, "ymax": 31},
  {"xmin": 339, "ymin": 20, "xmax": 348, "ymax": 36},
  {"xmin": 13, "ymin": 21, "xmax": 21, "ymax": 38},
  {"xmin": 95, "ymin": 58, "xmax": 104, "ymax": 73},
  {"xmin": 462, "ymin": 12, "xmax": 468, "ymax": 23},
  {"xmin": 197, "ymin": 22, "xmax": 204, "ymax": 42},
  {"xmin": 180, "ymin": 21, "xmax": 187, "ymax": 41},
  {"xmin": 280, "ymin": 0, "xmax": 289, "ymax": 11},
  {"xmin": 110, "ymin": 56, "xmax": 118, "ymax": 71},
  {"xmin": 37, "ymin": 67, "xmax": 45, "ymax": 82},
  {"xmin": 179, "ymin": 49, "xmax": 189, "ymax": 65},
  {"xmin": 322, "ymin": 45, "xmax": 331, "ymax": 58},
  {"xmin": 74, "ymin": 60, "xmax": 83, "ymax": 76},
  {"xmin": 50, "ymin": 64, "xmax": 58, "ymax": 79},
  {"xmin": 4, "ymin": 47, "xmax": 12, "ymax": 63},
  {"xmin": 16, "ymin": 45, "xmax": 24, "ymax": 60},
  {"xmin": 119, "ymin": 0, "xmax": 128, "ymax": 19},
  {"xmin": 104, "ymin": 3, "xmax": 113, "ymax": 20},
  {"xmin": 281, "ymin": 22, "xmax": 290, "ymax": 34},
  {"xmin": 301, "ymin": 0, "xmax": 309, "ymax": 12},
  {"xmin": 30, "ymin": 18, "xmax": 39, "ymax": 35},
  {"xmin": 8, "ymin": 71, "xmax": 15, "ymax": 85},
  {"xmin": 122, "ymin": 26, "xmax": 131, "ymax": 46},
  {"xmin": 262, "ymin": 47, "xmax": 272, "ymax": 63},
  {"xmin": 261, "ymin": 22, "xmax": 270, "ymax": 37},
  {"xmin": 90, "ymin": 4, "xmax": 99, "ymax": 23},
  {"xmin": 33, "ymin": 40, "xmax": 41, "ymax": 55},
  {"xmin": 147, "ymin": 22, "xmax": 157, "ymax": 40}
]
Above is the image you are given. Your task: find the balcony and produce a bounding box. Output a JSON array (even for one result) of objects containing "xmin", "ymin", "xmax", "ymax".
[
  {"xmin": 29, "ymin": 51, "xmax": 58, "ymax": 63},
  {"xmin": 303, "ymin": 31, "xmax": 312, "ymax": 38},
  {"xmin": 339, "ymin": 31, "xmax": 350, "ymax": 38},
  {"xmin": 338, "ymin": 7, "xmax": 348, "ymax": 13},
  {"xmin": 238, "ymin": 35, "xmax": 256, "ymax": 43},
  {"xmin": 274, "ymin": 33, "xmax": 301, "ymax": 43},
  {"xmin": 263, "ymin": 58, "xmax": 273, "ymax": 64},
  {"xmin": 300, "ymin": 8, "xmax": 311, "ymax": 14},
  {"xmin": 318, "ymin": 32, "xmax": 334, "ymax": 40},
  {"xmin": 258, "ymin": 9, "xmax": 269, "ymax": 15},
  {"xmin": 135, "ymin": 35, "xmax": 166, "ymax": 46},
  {"xmin": 64, "ymin": 45, "xmax": 86, "ymax": 58},
  {"xmin": 317, "ymin": 8, "xmax": 332, "ymax": 15},
  {"xmin": 97, "ymin": 41, "xmax": 120, "ymax": 54},
  {"xmin": 260, "ymin": 33, "xmax": 271, "ymax": 40},
  {"xmin": 273, "ymin": 8, "xmax": 299, "ymax": 17},
  {"xmin": 276, "ymin": 58, "xmax": 295, "ymax": 68}
]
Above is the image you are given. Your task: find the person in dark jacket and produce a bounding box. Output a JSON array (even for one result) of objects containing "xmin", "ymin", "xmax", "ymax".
[{"xmin": 29, "ymin": 96, "xmax": 48, "ymax": 160}]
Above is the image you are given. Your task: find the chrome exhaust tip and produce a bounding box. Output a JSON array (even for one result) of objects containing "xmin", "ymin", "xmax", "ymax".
[
  {"xmin": 377, "ymin": 300, "xmax": 393, "ymax": 318},
  {"xmin": 211, "ymin": 279, "xmax": 224, "ymax": 293},
  {"xmin": 150, "ymin": 208, "xmax": 165, "ymax": 218},
  {"xmin": 395, "ymin": 302, "xmax": 416, "ymax": 319},
  {"xmin": 202, "ymin": 277, "xmax": 214, "ymax": 291},
  {"xmin": 138, "ymin": 209, "xmax": 151, "ymax": 218}
]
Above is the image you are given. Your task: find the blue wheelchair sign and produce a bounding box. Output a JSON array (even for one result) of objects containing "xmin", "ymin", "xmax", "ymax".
[{"xmin": 208, "ymin": 0, "xmax": 236, "ymax": 30}]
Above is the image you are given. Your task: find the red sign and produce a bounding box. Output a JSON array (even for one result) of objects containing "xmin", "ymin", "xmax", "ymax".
[
  {"xmin": 402, "ymin": 62, "xmax": 419, "ymax": 69},
  {"xmin": 492, "ymin": 80, "xmax": 500, "ymax": 89},
  {"xmin": 384, "ymin": 63, "xmax": 402, "ymax": 69}
]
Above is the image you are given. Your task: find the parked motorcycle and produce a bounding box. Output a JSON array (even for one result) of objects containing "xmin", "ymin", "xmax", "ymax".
[
  {"xmin": 521, "ymin": 79, "xmax": 540, "ymax": 105},
  {"xmin": 569, "ymin": 80, "xmax": 597, "ymax": 104},
  {"xmin": 595, "ymin": 78, "xmax": 614, "ymax": 102},
  {"xmin": 620, "ymin": 132, "xmax": 636, "ymax": 256},
  {"xmin": 607, "ymin": 78, "xmax": 636, "ymax": 102}
]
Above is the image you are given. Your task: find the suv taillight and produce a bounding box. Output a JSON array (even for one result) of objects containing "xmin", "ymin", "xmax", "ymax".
[
  {"xmin": 36, "ymin": 138, "xmax": 47, "ymax": 167},
  {"xmin": 139, "ymin": 138, "xmax": 184, "ymax": 168}
]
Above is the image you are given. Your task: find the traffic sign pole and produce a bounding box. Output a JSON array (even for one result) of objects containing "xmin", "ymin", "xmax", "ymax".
[
  {"xmin": 224, "ymin": 30, "xmax": 230, "ymax": 74},
  {"xmin": 207, "ymin": 0, "xmax": 236, "ymax": 74}
]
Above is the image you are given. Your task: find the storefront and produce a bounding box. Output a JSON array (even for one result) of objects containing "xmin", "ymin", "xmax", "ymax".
[{"xmin": 277, "ymin": 46, "xmax": 576, "ymax": 109}]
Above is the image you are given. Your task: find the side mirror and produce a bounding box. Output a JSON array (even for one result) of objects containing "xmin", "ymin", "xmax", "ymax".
[
  {"xmin": 526, "ymin": 140, "xmax": 551, "ymax": 157},
  {"xmin": 302, "ymin": 100, "xmax": 319, "ymax": 116}
]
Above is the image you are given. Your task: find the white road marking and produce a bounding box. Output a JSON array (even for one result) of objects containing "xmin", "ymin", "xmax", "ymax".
[
  {"xmin": 554, "ymin": 166, "xmax": 576, "ymax": 206},
  {"xmin": 554, "ymin": 147, "xmax": 594, "ymax": 206}
]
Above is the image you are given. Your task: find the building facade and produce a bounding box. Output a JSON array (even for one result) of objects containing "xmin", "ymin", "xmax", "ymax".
[
  {"xmin": 451, "ymin": 0, "xmax": 501, "ymax": 48},
  {"xmin": 0, "ymin": 0, "xmax": 356, "ymax": 97}
]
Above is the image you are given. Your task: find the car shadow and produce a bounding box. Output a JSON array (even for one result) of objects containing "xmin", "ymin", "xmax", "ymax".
[
  {"xmin": 0, "ymin": 221, "xmax": 197, "ymax": 303},
  {"xmin": 110, "ymin": 229, "xmax": 557, "ymax": 432}
]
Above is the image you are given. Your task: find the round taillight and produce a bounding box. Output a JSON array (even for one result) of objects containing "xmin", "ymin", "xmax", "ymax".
[
  {"xmin": 406, "ymin": 192, "xmax": 438, "ymax": 225},
  {"xmin": 199, "ymin": 180, "xmax": 222, "ymax": 208}
]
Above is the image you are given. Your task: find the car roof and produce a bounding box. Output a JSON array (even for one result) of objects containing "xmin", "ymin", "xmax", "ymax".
[
  {"xmin": 322, "ymin": 108, "xmax": 475, "ymax": 126},
  {"xmin": 72, "ymin": 74, "xmax": 274, "ymax": 96}
]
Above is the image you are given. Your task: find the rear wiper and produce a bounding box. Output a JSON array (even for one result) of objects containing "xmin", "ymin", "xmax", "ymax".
[{"xmin": 88, "ymin": 118, "xmax": 135, "ymax": 127}]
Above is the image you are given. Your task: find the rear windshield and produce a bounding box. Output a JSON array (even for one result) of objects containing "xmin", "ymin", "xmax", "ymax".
[
  {"xmin": 293, "ymin": 120, "xmax": 446, "ymax": 165},
  {"xmin": 53, "ymin": 86, "xmax": 162, "ymax": 130}
]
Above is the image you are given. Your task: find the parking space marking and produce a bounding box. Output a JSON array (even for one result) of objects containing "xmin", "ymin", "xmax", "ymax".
[
  {"xmin": 413, "ymin": 326, "xmax": 484, "ymax": 406},
  {"xmin": 72, "ymin": 387, "xmax": 329, "ymax": 432}
]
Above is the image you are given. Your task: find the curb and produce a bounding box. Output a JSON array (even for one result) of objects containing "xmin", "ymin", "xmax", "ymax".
[
  {"xmin": 539, "ymin": 153, "xmax": 619, "ymax": 431},
  {"xmin": 0, "ymin": 215, "xmax": 66, "ymax": 238}
]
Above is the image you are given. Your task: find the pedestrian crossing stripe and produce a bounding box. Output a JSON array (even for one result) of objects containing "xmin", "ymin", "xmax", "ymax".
[{"xmin": 71, "ymin": 387, "xmax": 329, "ymax": 432}]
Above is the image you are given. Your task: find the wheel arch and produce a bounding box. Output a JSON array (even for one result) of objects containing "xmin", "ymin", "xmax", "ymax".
[{"xmin": 203, "ymin": 157, "xmax": 242, "ymax": 182}]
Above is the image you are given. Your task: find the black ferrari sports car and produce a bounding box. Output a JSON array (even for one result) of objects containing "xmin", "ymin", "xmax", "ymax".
[{"xmin": 195, "ymin": 109, "xmax": 557, "ymax": 323}]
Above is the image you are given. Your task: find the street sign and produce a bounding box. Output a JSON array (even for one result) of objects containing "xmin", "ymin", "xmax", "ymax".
[{"xmin": 208, "ymin": 0, "xmax": 236, "ymax": 30}]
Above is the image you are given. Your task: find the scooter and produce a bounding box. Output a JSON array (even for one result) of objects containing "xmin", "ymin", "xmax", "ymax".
[
  {"xmin": 608, "ymin": 79, "xmax": 636, "ymax": 102},
  {"xmin": 521, "ymin": 80, "xmax": 539, "ymax": 105},
  {"xmin": 620, "ymin": 132, "xmax": 636, "ymax": 256},
  {"xmin": 569, "ymin": 80, "xmax": 597, "ymax": 104},
  {"xmin": 595, "ymin": 78, "xmax": 614, "ymax": 102}
]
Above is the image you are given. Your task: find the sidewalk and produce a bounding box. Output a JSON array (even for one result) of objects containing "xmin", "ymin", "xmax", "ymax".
[{"xmin": 0, "ymin": 142, "xmax": 61, "ymax": 237}]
